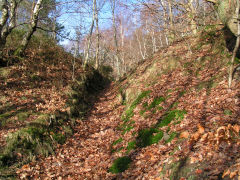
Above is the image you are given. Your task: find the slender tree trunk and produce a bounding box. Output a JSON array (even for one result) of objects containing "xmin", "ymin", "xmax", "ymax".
[
  {"xmin": 228, "ymin": 0, "xmax": 240, "ymax": 88},
  {"xmin": 188, "ymin": 0, "xmax": 197, "ymax": 34},
  {"xmin": 52, "ymin": 16, "xmax": 57, "ymax": 41},
  {"xmin": 159, "ymin": 34, "xmax": 163, "ymax": 47},
  {"xmin": 136, "ymin": 31, "xmax": 145, "ymax": 60},
  {"xmin": 1, "ymin": 0, "xmax": 17, "ymax": 42},
  {"xmin": 0, "ymin": 0, "xmax": 9, "ymax": 62},
  {"xmin": 0, "ymin": 0, "xmax": 9, "ymax": 33},
  {"xmin": 165, "ymin": 33, "xmax": 169, "ymax": 46},
  {"xmin": 203, "ymin": 2, "xmax": 206, "ymax": 26},
  {"xmin": 95, "ymin": 0, "xmax": 100, "ymax": 69},
  {"xmin": 111, "ymin": 0, "xmax": 121, "ymax": 77},
  {"xmin": 167, "ymin": 0, "xmax": 175, "ymax": 41},
  {"xmin": 84, "ymin": 0, "xmax": 96, "ymax": 69},
  {"xmin": 120, "ymin": 17, "xmax": 126, "ymax": 74},
  {"xmin": 15, "ymin": 0, "xmax": 43, "ymax": 56},
  {"xmin": 160, "ymin": 0, "xmax": 170, "ymax": 45},
  {"xmin": 151, "ymin": 31, "xmax": 157, "ymax": 53},
  {"xmin": 0, "ymin": 0, "xmax": 20, "ymax": 65}
]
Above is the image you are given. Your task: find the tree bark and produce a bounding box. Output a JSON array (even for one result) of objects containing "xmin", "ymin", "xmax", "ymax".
[
  {"xmin": 159, "ymin": 0, "xmax": 170, "ymax": 44},
  {"xmin": 120, "ymin": 16, "xmax": 126, "ymax": 74},
  {"xmin": 84, "ymin": 0, "xmax": 96, "ymax": 69},
  {"xmin": 228, "ymin": 0, "xmax": 240, "ymax": 88},
  {"xmin": 0, "ymin": 0, "xmax": 9, "ymax": 61},
  {"xmin": 188, "ymin": 0, "xmax": 197, "ymax": 34},
  {"xmin": 15, "ymin": 0, "xmax": 43, "ymax": 56},
  {"xmin": 1, "ymin": 0, "xmax": 18, "ymax": 43},
  {"xmin": 136, "ymin": 30, "xmax": 146, "ymax": 60},
  {"xmin": 167, "ymin": 0, "xmax": 175, "ymax": 40},
  {"xmin": 0, "ymin": 0, "xmax": 9, "ymax": 34},
  {"xmin": 95, "ymin": 0, "xmax": 100, "ymax": 70},
  {"xmin": 0, "ymin": 0, "xmax": 21, "ymax": 65},
  {"xmin": 111, "ymin": 0, "xmax": 121, "ymax": 77}
]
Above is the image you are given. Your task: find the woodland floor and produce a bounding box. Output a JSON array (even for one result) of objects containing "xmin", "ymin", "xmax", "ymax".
[
  {"xmin": 16, "ymin": 83, "xmax": 128, "ymax": 179},
  {"xmin": 3, "ymin": 30, "xmax": 240, "ymax": 179},
  {"xmin": 16, "ymin": 78, "xmax": 240, "ymax": 179}
]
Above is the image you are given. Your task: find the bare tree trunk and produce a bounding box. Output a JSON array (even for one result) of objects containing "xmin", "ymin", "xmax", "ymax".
[
  {"xmin": 167, "ymin": 0, "xmax": 175, "ymax": 41},
  {"xmin": 1, "ymin": 0, "xmax": 18, "ymax": 42},
  {"xmin": 95, "ymin": 0, "xmax": 100, "ymax": 69},
  {"xmin": 159, "ymin": 34, "xmax": 163, "ymax": 47},
  {"xmin": 136, "ymin": 31, "xmax": 146, "ymax": 60},
  {"xmin": 165, "ymin": 33, "xmax": 169, "ymax": 46},
  {"xmin": 0, "ymin": 0, "xmax": 21, "ymax": 65},
  {"xmin": 188, "ymin": 0, "xmax": 197, "ymax": 34},
  {"xmin": 84, "ymin": 0, "xmax": 96, "ymax": 69},
  {"xmin": 120, "ymin": 17, "xmax": 126, "ymax": 74},
  {"xmin": 52, "ymin": 16, "xmax": 57, "ymax": 41},
  {"xmin": 72, "ymin": 44, "xmax": 77, "ymax": 81},
  {"xmin": 0, "ymin": 0, "xmax": 9, "ymax": 34},
  {"xmin": 151, "ymin": 30, "xmax": 157, "ymax": 53},
  {"xmin": 228, "ymin": 0, "xmax": 240, "ymax": 88},
  {"xmin": 111, "ymin": 0, "xmax": 121, "ymax": 78},
  {"xmin": 160, "ymin": 0, "xmax": 170, "ymax": 45},
  {"xmin": 15, "ymin": 0, "xmax": 43, "ymax": 56},
  {"xmin": 203, "ymin": 2, "xmax": 206, "ymax": 26},
  {"xmin": 0, "ymin": 0, "xmax": 9, "ymax": 61}
]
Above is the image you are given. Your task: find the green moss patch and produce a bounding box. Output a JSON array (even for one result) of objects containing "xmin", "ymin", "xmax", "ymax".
[
  {"xmin": 0, "ymin": 68, "xmax": 10, "ymax": 78},
  {"xmin": 112, "ymin": 138, "xmax": 123, "ymax": 146},
  {"xmin": 224, "ymin": 109, "xmax": 232, "ymax": 115},
  {"xmin": 136, "ymin": 128, "xmax": 163, "ymax": 148},
  {"xmin": 0, "ymin": 126, "xmax": 54, "ymax": 167},
  {"xmin": 140, "ymin": 96, "xmax": 165, "ymax": 116},
  {"xmin": 148, "ymin": 97, "xmax": 165, "ymax": 110},
  {"xmin": 157, "ymin": 109, "xmax": 187, "ymax": 128},
  {"xmin": 0, "ymin": 112, "xmax": 13, "ymax": 127},
  {"xmin": 109, "ymin": 156, "xmax": 132, "ymax": 173},
  {"xmin": 17, "ymin": 112, "xmax": 30, "ymax": 122},
  {"xmin": 121, "ymin": 90, "xmax": 151, "ymax": 123},
  {"xmin": 165, "ymin": 132, "xmax": 178, "ymax": 143},
  {"xmin": 0, "ymin": 111, "xmax": 73, "ymax": 170},
  {"xmin": 126, "ymin": 141, "xmax": 136, "ymax": 154}
]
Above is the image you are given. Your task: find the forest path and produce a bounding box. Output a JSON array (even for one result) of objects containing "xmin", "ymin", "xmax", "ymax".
[{"xmin": 18, "ymin": 83, "xmax": 123, "ymax": 179}]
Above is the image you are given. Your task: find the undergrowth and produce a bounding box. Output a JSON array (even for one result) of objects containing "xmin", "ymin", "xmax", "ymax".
[
  {"xmin": 110, "ymin": 89, "xmax": 187, "ymax": 174},
  {"xmin": 0, "ymin": 112, "xmax": 72, "ymax": 169}
]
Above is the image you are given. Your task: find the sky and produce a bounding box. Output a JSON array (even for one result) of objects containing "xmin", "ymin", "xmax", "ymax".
[
  {"xmin": 56, "ymin": 0, "xmax": 113, "ymax": 46},
  {"xmin": 56, "ymin": 0, "xmax": 138, "ymax": 46}
]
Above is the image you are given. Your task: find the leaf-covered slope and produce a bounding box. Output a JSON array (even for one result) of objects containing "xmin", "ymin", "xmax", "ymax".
[
  {"xmin": 0, "ymin": 35, "xmax": 109, "ymax": 177},
  {"xmin": 17, "ymin": 28, "xmax": 240, "ymax": 179}
]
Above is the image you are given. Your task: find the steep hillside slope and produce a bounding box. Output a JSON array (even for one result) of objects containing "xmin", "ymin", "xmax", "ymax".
[
  {"xmin": 17, "ymin": 28, "xmax": 240, "ymax": 179},
  {"xmin": 0, "ymin": 37, "xmax": 109, "ymax": 178}
]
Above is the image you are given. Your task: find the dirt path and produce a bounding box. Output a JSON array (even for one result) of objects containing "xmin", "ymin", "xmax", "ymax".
[{"xmin": 18, "ymin": 84, "xmax": 124, "ymax": 179}]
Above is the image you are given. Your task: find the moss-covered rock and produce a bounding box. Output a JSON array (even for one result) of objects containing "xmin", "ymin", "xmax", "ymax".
[
  {"xmin": 0, "ymin": 68, "xmax": 10, "ymax": 78},
  {"xmin": 214, "ymin": 0, "xmax": 238, "ymax": 36},
  {"xmin": 159, "ymin": 158, "xmax": 209, "ymax": 180}
]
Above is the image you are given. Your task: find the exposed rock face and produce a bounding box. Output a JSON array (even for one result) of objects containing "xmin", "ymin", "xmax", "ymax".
[{"xmin": 215, "ymin": 0, "xmax": 238, "ymax": 36}]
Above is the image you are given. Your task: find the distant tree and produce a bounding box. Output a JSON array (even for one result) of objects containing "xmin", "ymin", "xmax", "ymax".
[
  {"xmin": 0, "ymin": 0, "xmax": 22, "ymax": 64},
  {"xmin": 110, "ymin": 0, "xmax": 121, "ymax": 77},
  {"xmin": 15, "ymin": 0, "xmax": 43, "ymax": 56},
  {"xmin": 95, "ymin": 0, "xmax": 100, "ymax": 69},
  {"xmin": 83, "ymin": 0, "xmax": 96, "ymax": 69}
]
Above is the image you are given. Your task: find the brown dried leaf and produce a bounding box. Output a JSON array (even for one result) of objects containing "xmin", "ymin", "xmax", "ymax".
[
  {"xmin": 230, "ymin": 170, "xmax": 238, "ymax": 178},
  {"xmin": 222, "ymin": 169, "xmax": 230, "ymax": 178},
  {"xmin": 197, "ymin": 123, "xmax": 204, "ymax": 134},
  {"xmin": 179, "ymin": 131, "xmax": 189, "ymax": 139}
]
